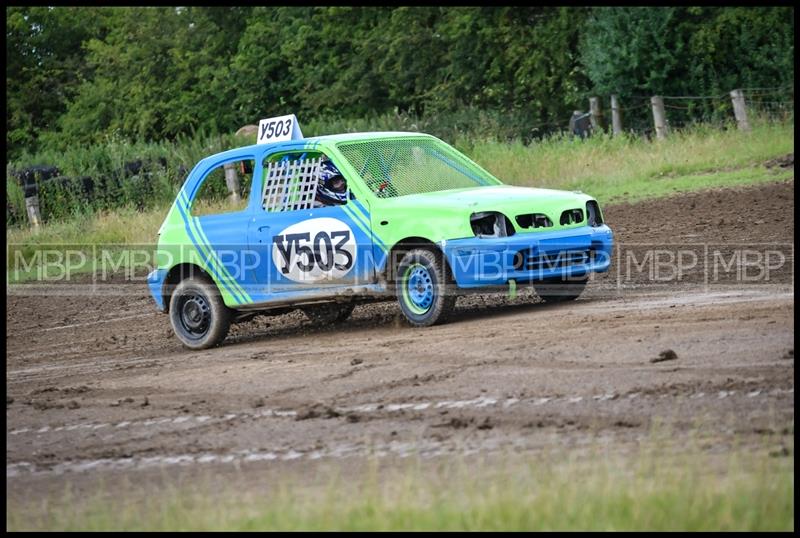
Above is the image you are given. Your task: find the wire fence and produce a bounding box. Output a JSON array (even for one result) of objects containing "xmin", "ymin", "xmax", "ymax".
[{"xmin": 527, "ymin": 85, "xmax": 794, "ymax": 139}]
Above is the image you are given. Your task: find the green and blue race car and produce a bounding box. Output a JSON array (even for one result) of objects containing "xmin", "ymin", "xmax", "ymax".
[{"xmin": 147, "ymin": 131, "xmax": 613, "ymax": 348}]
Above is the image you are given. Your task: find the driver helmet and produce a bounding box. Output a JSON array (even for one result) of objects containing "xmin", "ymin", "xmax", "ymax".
[{"xmin": 317, "ymin": 158, "xmax": 348, "ymax": 205}]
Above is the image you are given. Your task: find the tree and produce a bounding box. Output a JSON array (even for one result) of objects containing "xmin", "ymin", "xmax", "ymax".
[
  {"xmin": 6, "ymin": 7, "xmax": 113, "ymax": 156},
  {"xmin": 55, "ymin": 7, "xmax": 252, "ymax": 146},
  {"xmin": 6, "ymin": 6, "xmax": 794, "ymax": 157},
  {"xmin": 581, "ymin": 7, "xmax": 794, "ymax": 107}
]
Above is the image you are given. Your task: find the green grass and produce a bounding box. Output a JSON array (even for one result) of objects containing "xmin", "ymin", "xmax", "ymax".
[
  {"xmin": 467, "ymin": 119, "xmax": 794, "ymax": 204},
  {"xmin": 7, "ymin": 208, "xmax": 163, "ymax": 282},
  {"xmin": 6, "ymin": 442, "xmax": 793, "ymax": 531},
  {"xmin": 6, "ymin": 118, "xmax": 794, "ymax": 278}
]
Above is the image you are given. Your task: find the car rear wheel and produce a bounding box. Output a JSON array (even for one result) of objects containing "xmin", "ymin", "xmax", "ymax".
[
  {"xmin": 534, "ymin": 276, "xmax": 589, "ymax": 303},
  {"xmin": 395, "ymin": 248, "xmax": 456, "ymax": 327},
  {"xmin": 169, "ymin": 276, "xmax": 232, "ymax": 349}
]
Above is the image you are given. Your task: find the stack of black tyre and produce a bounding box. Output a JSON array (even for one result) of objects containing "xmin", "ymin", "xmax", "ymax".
[{"xmin": 8, "ymin": 157, "xmax": 178, "ymax": 225}]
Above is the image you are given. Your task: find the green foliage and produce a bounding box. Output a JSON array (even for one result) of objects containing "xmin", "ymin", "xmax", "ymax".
[
  {"xmin": 304, "ymin": 107, "xmax": 545, "ymax": 146},
  {"xmin": 6, "ymin": 7, "xmax": 115, "ymax": 155},
  {"xmin": 7, "ymin": 7, "xmax": 598, "ymax": 157},
  {"xmin": 52, "ymin": 7, "xmax": 252, "ymax": 148},
  {"xmin": 581, "ymin": 7, "xmax": 794, "ymax": 127},
  {"xmin": 6, "ymin": 7, "xmax": 794, "ymax": 160}
]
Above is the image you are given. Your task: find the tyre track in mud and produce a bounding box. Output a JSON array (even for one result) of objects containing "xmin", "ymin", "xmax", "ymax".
[
  {"xmin": 7, "ymin": 286, "xmax": 793, "ymax": 479},
  {"xmin": 7, "ymin": 383, "xmax": 795, "ymax": 478}
]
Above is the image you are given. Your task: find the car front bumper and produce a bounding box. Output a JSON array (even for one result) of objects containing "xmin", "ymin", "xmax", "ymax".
[{"xmin": 443, "ymin": 224, "xmax": 613, "ymax": 288}]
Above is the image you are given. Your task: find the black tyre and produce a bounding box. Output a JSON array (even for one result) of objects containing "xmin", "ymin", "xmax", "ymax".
[
  {"xmin": 534, "ymin": 276, "xmax": 588, "ymax": 303},
  {"xmin": 169, "ymin": 276, "xmax": 232, "ymax": 349},
  {"xmin": 301, "ymin": 302, "xmax": 356, "ymax": 324},
  {"xmin": 395, "ymin": 248, "xmax": 456, "ymax": 327}
]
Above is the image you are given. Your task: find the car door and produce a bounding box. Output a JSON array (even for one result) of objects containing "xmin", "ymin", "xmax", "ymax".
[
  {"xmin": 185, "ymin": 154, "xmax": 257, "ymax": 308},
  {"xmin": 246, "ymin": 150, "xmax": 376, "ymax": 304}
]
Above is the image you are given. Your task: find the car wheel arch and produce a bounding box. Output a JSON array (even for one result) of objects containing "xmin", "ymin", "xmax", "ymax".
[
  {"xmin": 385, "ymin": 236, "xmax": 452, "ymax": 284},
  {"xmin": 162, "ymin": 263, "xmax": 218, "ymax": 312}
]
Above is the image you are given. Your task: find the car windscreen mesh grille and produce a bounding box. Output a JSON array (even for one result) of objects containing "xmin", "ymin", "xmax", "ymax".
[
  {"xmin": 336, "ymin": 137, "xmax": 500, "ymax": 198},
  {"xmin": 261, "ymin": 158, "xmax": 321, "ymax": 212}
]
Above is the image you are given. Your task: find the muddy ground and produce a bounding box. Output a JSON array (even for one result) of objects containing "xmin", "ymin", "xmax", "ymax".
[{"xmin": 6, "ymin": 180, "xmax": 795, "ymax": 507}]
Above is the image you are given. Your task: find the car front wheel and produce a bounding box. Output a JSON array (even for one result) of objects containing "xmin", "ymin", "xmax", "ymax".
[
  {"xmin": 395, "ymin": 248, "xmax": 456, "ymax": 327},
  {"xmin": 169, "ymin": 276, "xmax": 232, "ymax": 349}
]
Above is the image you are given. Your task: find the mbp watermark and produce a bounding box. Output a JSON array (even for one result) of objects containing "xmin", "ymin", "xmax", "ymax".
[
  {"xmin": 617, "ymin": 242, "xmax": 794, "ymax": 290},
  {"xmin": 6, "ymin": 241, "xmax": 794, "ymax": 298},
  {"xmin": 10, "ymin": 247, "xmax": 91, "ymax": 281},
  {"xmin": 709, "ymin": 246, "xmax": 788, "ymax": 283}
]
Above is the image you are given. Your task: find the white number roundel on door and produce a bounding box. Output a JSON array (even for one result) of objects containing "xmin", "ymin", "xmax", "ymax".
[{"xmin": 271, "ymin": 218, "xmax": 357, "ymax": 283}]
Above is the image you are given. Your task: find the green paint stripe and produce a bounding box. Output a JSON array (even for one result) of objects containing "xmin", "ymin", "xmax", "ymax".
[
  {"xmin": 341, "ymin": 204, "xmax": 375, "ymax": 247},
  {"xmin": 178, "ymin": 193, "xmax": 250, "ymax": 303},
  {"xmin": 190, "ymin": 216, "xmax": 251, "ymax": 303},
  {"xmin": 343, "ymin": 204, "xmax": 385, "ymax": 254},
  {"xmin": 356, "ymin": 204, "xmax": 388, "ymax": 249},
  {"xmin": 343, "ymin": 203, "xmax": 372, "ymax": 238},
  {"xmin": 179, "ymin": 205, "xmax": 244, "ymax": 305},
  {"xmin": 348, "ymin": 201, "xmax": 388, "ymax": 252},
  {"xmin": 174, "ymin": 194, "xmax": 242, "ymax": 305}
]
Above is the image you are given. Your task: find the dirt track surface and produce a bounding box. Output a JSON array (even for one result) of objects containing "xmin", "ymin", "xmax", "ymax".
[{"xmin": 6, "ymin": 180, "xmax": 795, "ymax": 496}]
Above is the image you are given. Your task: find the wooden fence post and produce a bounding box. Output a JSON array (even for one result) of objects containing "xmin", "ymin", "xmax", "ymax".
[
  {"xmin": 223, "ymin": 162, "xmax": 241, "ymax": 203},
  {"xmin": 610, "ymin": 94, "xmax": 623, "ymax": 136},
  {"xmin": 650, "ymin": 96, "xmax": 668, "ymax": 140},
  {"xmin": 730, "ymin": 89, "xmax": 751, "ymax": 132},
  {"xmin": 25, "ymin": 194, "xmax": 42, "ymax": 229},
  {"xmin": 19, "ymin": 171, "xmax": 42, "ymax": 229},
  {"xmin": 589, "ymin": 97, "xmax": 605, "ymax": 133}
]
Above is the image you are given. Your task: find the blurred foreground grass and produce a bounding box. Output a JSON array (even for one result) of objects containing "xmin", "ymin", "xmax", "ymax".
[{"xmin": 7, "ymin": 439, "xmax": 793, "ymax": 531}]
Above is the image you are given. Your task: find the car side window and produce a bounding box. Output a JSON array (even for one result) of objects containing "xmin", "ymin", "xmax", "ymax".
[
  {"xmin": 261, "ymin": 152, "xmax": 350, "ymax": 213},
  {"xmin": 191, "ymin": 158, "xmax": 254, "ymax": 216}
]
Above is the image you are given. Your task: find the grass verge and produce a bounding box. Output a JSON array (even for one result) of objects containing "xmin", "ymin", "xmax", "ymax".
[
  {"xmin": 466, "ymin": 119, "xmax": 794, "ymax": 203},
  {"xmin": 6, "ymin": 441, "xmax": 794, "ymax": 531}
]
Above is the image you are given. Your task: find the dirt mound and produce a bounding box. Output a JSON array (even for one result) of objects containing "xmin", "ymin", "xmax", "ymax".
[{"xmin": 765, "ymin": 153, "xmax": 794, "ymax": 169}]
